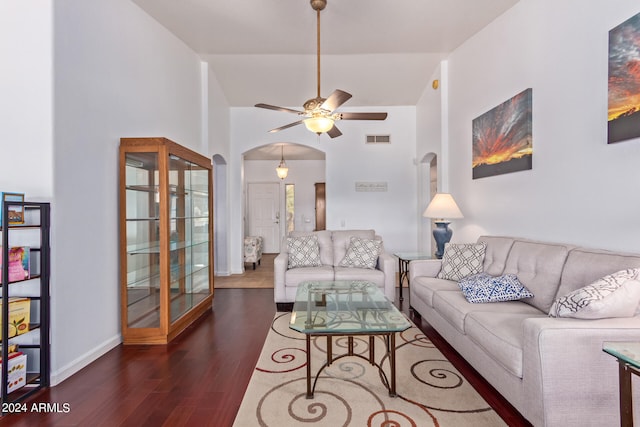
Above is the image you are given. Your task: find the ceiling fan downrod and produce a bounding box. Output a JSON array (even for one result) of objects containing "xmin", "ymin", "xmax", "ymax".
[{"xmin": 310, "ymin": 0, "xmax": 327, "ymax": 99}]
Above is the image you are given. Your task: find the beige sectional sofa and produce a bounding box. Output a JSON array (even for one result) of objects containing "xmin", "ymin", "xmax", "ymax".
[
  {"xmin": 274, "ymin": 229, "xmax": 395, "ymax": 310},
  {"xmin": 409, "ymin": 235, "xmax": 640, "ymax": 427}
]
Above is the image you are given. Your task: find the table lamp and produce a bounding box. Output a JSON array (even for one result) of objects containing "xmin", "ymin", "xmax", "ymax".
[{"xmin": 423, "ymin": 193, "xmax": 464, "ymax": 259}]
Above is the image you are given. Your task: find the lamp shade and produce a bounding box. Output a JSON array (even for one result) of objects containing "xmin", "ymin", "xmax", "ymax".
[
  {"xmin": 304, "ymin": 116, "xmax": 334, "ymax": 134},
  {"xmin": 423, "ymin": 193, "xmax": 464, "ymax": 220}
]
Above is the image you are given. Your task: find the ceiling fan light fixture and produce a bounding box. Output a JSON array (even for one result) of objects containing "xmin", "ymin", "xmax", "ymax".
[{"xmin": 304, "ymin": 116, "xmax": 334, "ymax": 134}]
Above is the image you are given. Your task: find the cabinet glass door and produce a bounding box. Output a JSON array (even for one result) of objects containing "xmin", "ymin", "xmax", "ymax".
[
  {"xmin": 168, "ymin": 155, "xmax": 211, "ymax": 324},
  {"xmin": 124, "ymin": 152, "xmax": 161, "ymax": 329}
]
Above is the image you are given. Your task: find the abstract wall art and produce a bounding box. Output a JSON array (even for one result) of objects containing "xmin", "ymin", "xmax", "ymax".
[
  {"xmin": 472, "ymin": 88, "xmax": 533, "ymax": 179},
  {"xmin": 608, "ymin": 11, "xmax": 640, "ymax": 144}
]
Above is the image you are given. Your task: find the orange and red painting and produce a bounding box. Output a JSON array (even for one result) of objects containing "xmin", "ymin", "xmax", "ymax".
[
  {"xmin": 608, "ymin": 12, "xmax": 640, "ymax": 144},
  {"xmin": 472, "ymin": 88, "xmax": 533, "ymax": 179}
]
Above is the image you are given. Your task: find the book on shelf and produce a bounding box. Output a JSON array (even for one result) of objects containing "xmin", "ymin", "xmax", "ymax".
[
  {"xmin": 0, "ymin": 298, "xmax": 31, "ymax": 340},
  {"xmin": 0, "ymin": 192, "xmax": 25, "ymax": 226},
  {"xmin": 0, "ymin": 246, "xmax": 30, "ymax": 283},
  {"xmin": 0, "ymin": 350, "xmax": 27, "ymax": 395}
]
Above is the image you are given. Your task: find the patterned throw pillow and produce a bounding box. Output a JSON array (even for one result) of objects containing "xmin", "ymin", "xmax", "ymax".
[
  {"xmin": 549, "ymin": 268, "xmax": 640, "ymax": 319},
  {"xmin": 437, "ymin": 242, "xmax": 487, "ymax": 281},
  {"xmin": 338, "ymin": 237, "xmax": 382, "ymax": 269},
  {"xmin": 287, "ymin": 235, "xmax": 322, "ymax": 269},
  {"xmin": 458, "ymin": 273, "xmax": 534, "ymax": 303}
]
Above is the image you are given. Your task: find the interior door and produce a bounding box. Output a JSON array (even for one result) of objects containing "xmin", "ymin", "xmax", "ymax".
[{"xmin": 248, "ymin": 182, "xmax": 281, "ymax": 253}]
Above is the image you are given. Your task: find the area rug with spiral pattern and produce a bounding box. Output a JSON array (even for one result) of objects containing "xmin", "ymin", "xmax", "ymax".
[{"xmin": 232, "ymin": 313, "xmax": 505, "ymax": 426}]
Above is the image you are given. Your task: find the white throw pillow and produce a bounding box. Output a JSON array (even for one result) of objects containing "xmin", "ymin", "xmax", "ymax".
[
  {"xmin": 437, "ymin": 242, "xmax": 487, "ymax": 281},
  {"xmin": 338, "ymin": 237, "xmax": 382, "ymax": 269},
  {"xmin": 287, "ymin": 235, "xmax": 322, "ymax": 269},
  {"xmin": 549, "ymin": 268, "xmax": 640, "ymax": 319}
]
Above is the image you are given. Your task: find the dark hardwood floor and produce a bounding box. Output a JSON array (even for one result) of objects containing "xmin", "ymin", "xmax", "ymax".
[{"xmin": 1, "ymin": 281, "xmax": 532, "ymax": 426}]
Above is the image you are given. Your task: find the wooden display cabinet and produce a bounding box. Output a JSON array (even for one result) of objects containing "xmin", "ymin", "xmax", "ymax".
[{"xmin": 119, "ymin": 137, "xmax": 214, "ymax": 344}]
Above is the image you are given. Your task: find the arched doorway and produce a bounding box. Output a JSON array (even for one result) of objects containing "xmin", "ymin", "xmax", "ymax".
[{"xmin": 243, "ymin": 143, "xmax": 326, "ymax": 254}]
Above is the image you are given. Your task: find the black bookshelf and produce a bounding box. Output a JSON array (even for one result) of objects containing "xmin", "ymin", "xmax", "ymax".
[{"xmin": 1, "ymin": 201, "xmax": 50, "ymax": 410}]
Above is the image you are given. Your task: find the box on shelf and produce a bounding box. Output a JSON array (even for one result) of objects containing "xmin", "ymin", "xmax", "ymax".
[
  {"xmin": 0, "ymin": 298, "xmax": 30, "ymax": 340},
  {"xmin": 0, "ymin": 352, "xmax": 27, "ymax": 395},
  {"xmin": 0, "ymin": 247, "xmax": 30, "ymax": 283},
  {"xmin": 0, "ymin": 192, "xmax": 25, "ymax": 226}
]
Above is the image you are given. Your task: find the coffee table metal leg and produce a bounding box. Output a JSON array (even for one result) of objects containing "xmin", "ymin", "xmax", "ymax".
[
  {"xmin": 389, "ymin": 333, "xmax": 397, "ymax": 397},
  {"xmin": 306, "ymin": 334, "xmax": 313, "ymax": 399},
  {"xmin": 619, "ymin": 361, "xmax": 633, "ymax": 427}
]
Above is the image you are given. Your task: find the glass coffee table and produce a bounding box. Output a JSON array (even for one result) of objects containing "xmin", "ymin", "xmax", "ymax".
[
  {"xmin": 603, "ymin": 342, "xmax": 640, "ymax": 427},
  {"xmin": 289, "ymin": 280, "xmax": 411, "ymax": 399}
]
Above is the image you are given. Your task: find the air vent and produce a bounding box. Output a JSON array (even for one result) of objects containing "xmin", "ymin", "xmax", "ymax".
[{"xmin": 366, "ymin": 135, "xmax": 391, "ymax": 144}]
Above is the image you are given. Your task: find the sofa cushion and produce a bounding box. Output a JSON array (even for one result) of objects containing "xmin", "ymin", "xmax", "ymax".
[
  {"xmin": 466, "ymin": 311, "xmax": 547, "ymax": 378},
  {"xmin": 289, "ymin": 230, "xmax": 334, "ymax": 266},
  {"xmin": 338, "ymin": 237, "xmax": 382, "ymax": 269},
  {"xmin": 411, "ymin": 277, "xmax": 460, "ymax": 308},
  {"xmin": 437, "ymin": 242, "xmax": 486, "ymax": 281},
  {"xmin": 284, "ymin": 266, "xmax": 335, "ymax": 289},
  {"xmin": 334, "ymin": 266, "xmax": 385, "ymax": 287},
  {"xmin": 503, "ymin": 240, "xmax": 570, "ymax": 313},
  {"xmin": 287, "ymin": 235, "xmax": 322, "ymax": 268},
  {"xmin": 432, "ymin": 290, "xmax": 541, "ymax": 334},
  {"xmin": 332, "ymin": 230, "xmax": 376, "ymax": 266},
  {"xmin": 558, "ymin": 247, "xmax": 640, "ymax": 300},
  {"xmin": 549, "ymin": 268, "xmax": 640, "ymax": 319},
  {"xmin": 477, "ymin": 236, "xmax": 515, "ymax": 276},
  {"xmin": 458, "ymin": 273, "xmax": 534, "ymax": 303}
]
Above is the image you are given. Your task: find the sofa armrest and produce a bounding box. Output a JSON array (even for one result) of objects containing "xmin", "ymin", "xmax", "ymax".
[
  {"xmin": 409, "ymin": 259, "xmax": 442, "ymax": 281},
  {"xmin": 522, "ymin": 316, "xmax": 640, "ymax": 426},
  {"xmin": 274, "ymin": 252, "xmax": 289, "ymax": 302},
  {"xmin": 377, "ymin": 252, "xmax": 396, "ymax": 302}
]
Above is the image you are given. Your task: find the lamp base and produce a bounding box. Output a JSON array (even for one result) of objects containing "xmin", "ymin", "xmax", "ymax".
[{"xmin": 433, "ymin": 221, "xmax": 453, "ymax": 259}]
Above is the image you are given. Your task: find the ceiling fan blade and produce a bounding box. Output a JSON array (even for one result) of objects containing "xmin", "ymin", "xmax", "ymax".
[
  {"xmin": 320, "ymin": 89, "xmax": 352, "ymax": 112},
  {"xmin": 338, "ymin": 112, "xmax": 388, "ymax": 121},
  {"xmin": 269, "ymin": 120, "xmax": 304, "ymax": 133},
  {"xmin": 255, "ymin": 103, "xmax": 304, "ymax": 115},
  {"xmin": 327, "ymin": 125, "xmax": 342, "ymax": 138}
]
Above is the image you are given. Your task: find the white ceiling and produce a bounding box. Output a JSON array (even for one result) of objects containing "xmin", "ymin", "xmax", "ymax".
[{"xmin": 133, "ymin": 0, "xmax": 520, "ymax": 109}]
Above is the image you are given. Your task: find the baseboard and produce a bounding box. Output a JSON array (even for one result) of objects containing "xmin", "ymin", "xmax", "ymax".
[{"xmin": 50, "ymin": 334, "xmax": 121, "ymax": 386}]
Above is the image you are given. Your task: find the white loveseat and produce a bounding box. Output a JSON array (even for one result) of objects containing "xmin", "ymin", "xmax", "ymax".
[
  {"xmin": 409, "ymin": 235, "xmax": 640, "ymax": 427},
  {"xmin": 274, "ymin": 229, "xmax": 396, "ymax": 310}
]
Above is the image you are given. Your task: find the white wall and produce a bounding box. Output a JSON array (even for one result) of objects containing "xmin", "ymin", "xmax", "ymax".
[
  {"xmin": 205, "ymin": 64, "xmax": 232, "ymax": 275},
  {"xmin": 230, "ymin": 106, "xmax": 418, "ymax": 272},
  {"xmin": 444, "ymin": 0, "xmax": 640, "ymax": 253},
  {"xmin": 52, "ymin": 0, "xmax": 204, "ymax": 383},
  {"xmin": 244, "ymin": 159, "xmax": 326, "ymax": 233},
  {"xmin": 0, "ymin": 1, "xmax": 54, "ymax": 198},
  {"xmin": 416, "ymin": 64, "xmax": 445, "ymax": 254}
]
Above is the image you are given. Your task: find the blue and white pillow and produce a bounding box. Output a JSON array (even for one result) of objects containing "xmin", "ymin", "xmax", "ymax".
[{"xmin": 458, "ymin": 273, "xmax": 534, "ymax": 303}]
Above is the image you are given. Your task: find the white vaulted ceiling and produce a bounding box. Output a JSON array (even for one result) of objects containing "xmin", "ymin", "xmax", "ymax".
[{"xmin": 133, "ymin": 0, "xmax": 520, "ymax": 108}]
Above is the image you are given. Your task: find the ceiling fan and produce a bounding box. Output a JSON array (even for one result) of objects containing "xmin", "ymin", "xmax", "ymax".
[{"xmin": 255, "ymin": 0, "xmax": 388, "ymax": 138}]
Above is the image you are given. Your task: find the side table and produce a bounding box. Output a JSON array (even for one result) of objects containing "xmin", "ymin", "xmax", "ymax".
[
  {"xmin": 393, "ymin": 252, "xmax": 432, "ymax": 302},
  {"xmin": 603, "ymin": 342, "xmax": 640, "ymax": 427}
]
